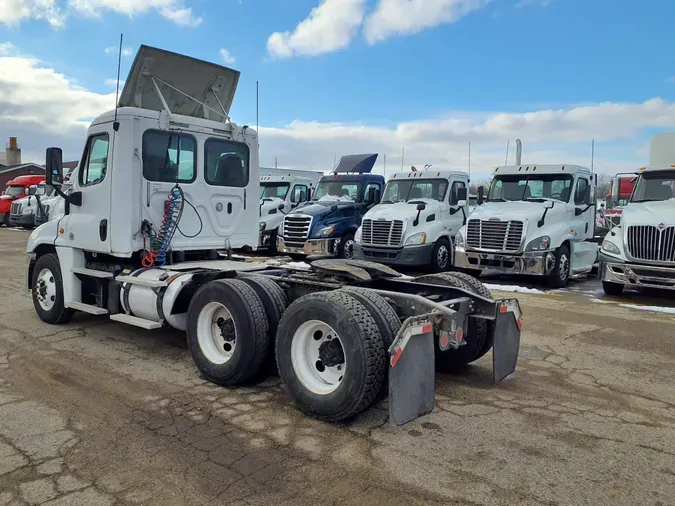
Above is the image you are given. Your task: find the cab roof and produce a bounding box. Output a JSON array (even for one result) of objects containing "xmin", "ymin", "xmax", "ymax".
[
  {"xmin": 389, "ymin": 170, "xmax": 468, "ymax": 180},
  {"xmin": 260, "ymin": 175, "xmax": 316, "ymax": 183},
  {"xmin": 492, "ymin": 164, "xmax": 590, "ymax": 176},
  {"xmin": 7, "ymin": 174, "xmax": 45, "ymax": 185},
  {"xmin": 637, "ymin": 164, "xmax": 675, "ymax": 173}
]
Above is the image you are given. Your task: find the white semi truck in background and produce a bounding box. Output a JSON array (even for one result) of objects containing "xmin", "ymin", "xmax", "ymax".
[
  {"xmin": 454, "ymin": 142, "xmax": 599, "ymax": 287},
  {"xmin": 258, "ymin": 168, "xmax": 322, "ymax": 253},
  {"xmin": 354, "ymin": 170, "xmax": 470, "ymax": 272},
  {"xmin": 24, "ymin": 45, "xmax": 523, "ymax": 425},
  {"xmin": 599, "ymin": 133, "xmax": 675, "ymax": 295}
]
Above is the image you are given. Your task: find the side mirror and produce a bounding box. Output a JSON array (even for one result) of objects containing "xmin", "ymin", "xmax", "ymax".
[
  {"xmin": 28, "ymin": 185, "xmax": 37, "ymax": 196},
  {"xmin": 278, "ymin": 203, "xmax": 285, "ymax": 211},
  {"xmin": 35, "ymin": 185, "xmax": 46, "ymax": 197},
  {"xmin": 456, "ymin": 186, "xmax": 468, "ymax": 207},
  {"xmin": 416, "ymin": 203, "xmax": 426, "ymax": 211},
  {"xmin": 45, "ymin": 147, "xmax": 64, "ymax": 186},
  {"xmin": 586, "ymin": 185, "xmax": 594, "ymax": 205},
  {"xmin": 610, "ymin": 177, "xmax": 620, "ymax": 205},
  {"xmin": 293, "ymin": 187, "xmax": 303, "ymax": 203},
  {"xmin": 374, "ymin": 188, "xmax": 381, "ymax": 204},
  {"xmin": 477, "ymin": 186, "xmax": 485, "ymax": 205},
  {"xmin": 367, "ymin": 187, "xmax": 377, "ymax": 204},
  {"xmin": 307, "ymin": 188, "xmax": 312, "ymax": 201}
]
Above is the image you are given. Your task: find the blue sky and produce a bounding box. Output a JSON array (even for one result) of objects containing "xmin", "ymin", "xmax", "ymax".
[{"xmin": 1, "ymin": 0, "xmax": 675, "ymax": 175}]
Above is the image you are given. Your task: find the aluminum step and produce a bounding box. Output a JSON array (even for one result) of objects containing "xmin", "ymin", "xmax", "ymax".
[
  {"xmin": 65, "ymin": 301, "xmax": 109, "ymax": 315},
  {"xmin": 115, "ymin": 275, "xmax": 167, "ymax": 288},
  {"xmin": 109, "ymin": 314, "xmax": 163, "ymax": 330},
  {"xmin": 71, "ymin": 267, "xmax": 114, "ymax": 278}
]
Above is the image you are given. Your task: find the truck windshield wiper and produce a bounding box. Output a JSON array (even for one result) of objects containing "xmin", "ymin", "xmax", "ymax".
[
  {"xmin": 523, "ymin": 198, "xmax": 547, "ymax": 203},
  {"xmin": 380, "ymin": 200, "xmax": 393, "ymax": 204}
]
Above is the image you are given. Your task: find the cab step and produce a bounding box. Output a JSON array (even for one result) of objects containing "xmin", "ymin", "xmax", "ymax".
[
  {"xmin": 71, "ymin": 267, "xmax": 115, "ymax": 278},
  {"xmin": 115, "ymin": 275, "xmax": 167, "ymax": 288},
  {"xmin": 109, "ymin": 313, "xmax": 163, "ymax": 330},
  {"xmin": 65, "ymin": 301, "xmax": 109, "ymax": 315}
]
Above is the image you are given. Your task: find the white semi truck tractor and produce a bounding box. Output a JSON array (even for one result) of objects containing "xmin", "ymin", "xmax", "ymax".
[
  {"xmin": 26, "ymin": 45, "xmax": 524, "ymax": 424},
  {"xmin": 599, "ymin": 133, "xmax": 675, "ymax": 295},
  {"xmin": 258, "ymin": 169, "xmax": 322, "ymax": 253},
  {"xmin": 454, "ymin": 162, "xmax": 599, "ymax": 288}
]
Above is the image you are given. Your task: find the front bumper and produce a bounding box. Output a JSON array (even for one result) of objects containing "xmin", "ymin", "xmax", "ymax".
[
  {"xmin": 354, "ymin": 243, "xmax": 435, "ymax": 266},
  {"xmin": 0, "ymin": 213, "xmax": 7, "ymax": 224},
  {"xmin": 10, "ymin": 213, "xmax": 35, "ymax": 227},
  {"xmin": 454, "ymin": 247, "xmax": 555, "ymax": 276},
  {"xmin": 277, "ymin": 236, "xmax": 337, "ymax": 256},
  {"xmin": 600, "ymin": 255, "xmax": 675, "ymax": 290}
]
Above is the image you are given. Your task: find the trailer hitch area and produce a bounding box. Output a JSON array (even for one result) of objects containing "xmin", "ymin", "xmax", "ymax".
[{"xmin": 492, "ymin": 298, "xmax": 523, "ymax": 383}]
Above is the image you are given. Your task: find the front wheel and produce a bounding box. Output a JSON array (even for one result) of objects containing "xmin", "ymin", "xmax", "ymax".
[
  {"xmin": 547, "ymin": 245, "xmax": 571, "ymax": 288},
  {"xmin": 430, "ymin": 237, "xmax": 452, "ymax": 272},
  {"xmin": 338, "ymin": 233, "xmax": 355, "ymax": 259},
  {"xmin": 602, "ymin": 281, "xmax": 624, "ymax": 296},
  {"xmin": 31, "ymin": 253, "xmax": 74, "ymax": 324}
]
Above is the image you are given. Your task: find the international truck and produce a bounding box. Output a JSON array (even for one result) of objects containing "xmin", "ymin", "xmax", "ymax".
[
  {"xmin": 599, "ymin": 133, "xmax": 675, "ymax": 295},
  {"xmin": 9, "ymin": 181, "xmax": 46, "ymax": 228},
  {"xmin": 1, "ymin": 174, "xmax": 46, "ymax": 226},
  {"xmin": 353, "ymin": 170, "xmax": 470, "ymax": 271},
  {"xmin": 25, "ymin": 45, "xmax": 523, "ymax": 424},
  {"xmin": 258, "ymin": 168, "xmax": 322, "ymax": 253},
  {"xmin": 276, "ymin": 154, "xmax": 385, "ymax": 260},
  {"xmin": 454, "ymin": 160, "xmax": 599, "ymax": 288}
]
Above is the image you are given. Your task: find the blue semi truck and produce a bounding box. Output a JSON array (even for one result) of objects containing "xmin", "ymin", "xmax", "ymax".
[{"xmin": 276, "ymin": 153, "xmax": 384, "ymax": 259}]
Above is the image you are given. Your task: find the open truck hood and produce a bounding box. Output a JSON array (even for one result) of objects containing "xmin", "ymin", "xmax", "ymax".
[{"xmin": 119, "ymin": 45, "xmax": 240, "ymax": 120}]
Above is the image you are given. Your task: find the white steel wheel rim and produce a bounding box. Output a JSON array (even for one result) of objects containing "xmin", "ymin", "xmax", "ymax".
[
  {"xmin": 35, "ymin": 268, "xmax": 57, "ymax": 311},
  {"xmin": 196, "ymin": 302, "xmax": 237, "ymax": 365},
  {"xmin": 437, "ymin": 245, "xmax": 449, "ymax": 268},
  {"xmin": 343, "ymin": 239, "xmax": 355, "ymax": 259},
  {"xmin": 559, "ymin": 253, "xmax": 570, "ymax": 281},
  {"xmin": 291, "ymin": 320, "xmax": 346, "ymax": 395}
]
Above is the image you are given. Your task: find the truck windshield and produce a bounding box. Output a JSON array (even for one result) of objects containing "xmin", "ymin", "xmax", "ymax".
[
  {"xmin": 312, "ymin": 181, "xmax": 361, "ymax": 202},
  {"xmin": 381, "ymin": 179, "xmax": 448, "ymax": 203},
  {"xmin": 4, "ymin": 186, "xmax": 24, "ymax": 197},
  {"xmin": 488, "ymin": 174, "xmax": 574, "ymax": 202},
  {"xmin": 631, "ymin": 170, "xmax": 675, "ymax": 203},
  {"xmin": 260, "ymin": 183, "xmax": 290, "ymax": 199}
]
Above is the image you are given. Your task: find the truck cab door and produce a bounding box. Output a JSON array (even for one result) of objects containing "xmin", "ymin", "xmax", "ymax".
[
  {"xmin": 570, "ymin": 175, "xmax": 597, "ymax": 270},
  {"xmin": 62, "ymin": 130, "xmax": 113, "ymax": 253}
]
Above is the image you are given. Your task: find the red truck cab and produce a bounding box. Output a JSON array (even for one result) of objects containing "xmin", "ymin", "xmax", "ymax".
[{"xmin": 0, "ymin": 174, "xmax": 46, "ymax": 226}]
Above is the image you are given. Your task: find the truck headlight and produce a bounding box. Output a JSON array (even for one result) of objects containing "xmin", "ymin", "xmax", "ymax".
[
  {"xmin": 260, "ymin": 222, "xmax": 266, "ymax": 231},
  {"xmin": 405, "ymin": 232, "xmax": 427, "ymax": 246},
  {"xmin": 455, "ymin": 230, "xmax": 465, "ymax": 249},
  {"xmin": 317, "ymin": 225, "xmax": 335, "ymax": 237},
  {"xmin": 601, "ymin": 240, "xmax": 621, "ymax": 255},
  {"xmin": 355, "ymin": 226, "xmax": 362, "ymax": 243},
  {"xmin": 525, "ymin": 236, "xmax": 550, "ymax": 251}
]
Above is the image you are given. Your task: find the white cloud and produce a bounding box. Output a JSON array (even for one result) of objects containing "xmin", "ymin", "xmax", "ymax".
[
  {"xmin": 364, "ymin": 0, "xmax": 490, "ymax": 44},
  {"xmin": 267, "ymin": 0, "xmax": 366, "ymax": 58},
  {"xmin": 2, "ymin": 42, "xmax": 674, "ymax": 176},
  {"xmin": 104, "ymin": 78, "xmax": 125, "ymax": 87},
  {"xmin": 516, "ymin": 0, "xmax": 552, "ymax": 7},
  {"xmin": 69, "ymin": 0, "xmax": 202, "ymax": 26},
  {"xmin": 219, "ymin": 48, "xmax": 236, "ymax": 64},
  {"xmin": 104, "ymin": 46, "xmax": 132, "ymax": 56},
  {"xmin": 0, "ymin": 0, "xmax": 65, "ymax": 27}
]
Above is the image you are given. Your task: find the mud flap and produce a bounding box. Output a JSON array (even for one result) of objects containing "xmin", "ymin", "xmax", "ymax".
[
  {"xmin": 492, "ymin": 299, "xmax": 522, "ymax": 382},
  {"xmin": 388, "ymin": 319, "xmax": 435, "ymax": 426}
]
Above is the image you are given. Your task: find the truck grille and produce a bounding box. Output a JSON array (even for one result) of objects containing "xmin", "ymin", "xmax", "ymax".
[
  {"xmin": 10, "ymin": 202, "xmax": 22, "ymax": 215},
  {"xmin": 283, "ymin": 215, "xmax": 312, "ymax": 247},
  {"xmin": 361, "ymin": 219, "xmax": 403, "ymax": 247},
  {"xmin": 466, "ymin": 219, "xmax": 524, "ymax": 252},
  {"xmin": 626, "ymin": 225, "xmax": 675, "ymax": 263}
]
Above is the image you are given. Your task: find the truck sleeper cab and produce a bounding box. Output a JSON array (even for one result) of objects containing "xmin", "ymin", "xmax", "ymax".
[
  {"xmin": 454, "ymin": 164, "xmax": 599, "ymax": 287},
  {"xmin": 259, "ymin": 170, "xmax": 322, "ymax": 253},
  {"xmin": 354, "ymin": 170, "xmax": 470, "ymax": 272},
  {"xmin": 277, "ymin": 154, "xmax": 384, "ymax": 259},
  {"xmin": 600, "ymin": 165, "xmax": 675, "ymax": 295}
]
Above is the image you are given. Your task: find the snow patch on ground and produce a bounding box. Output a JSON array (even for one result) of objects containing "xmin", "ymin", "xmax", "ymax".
[
  {"xmin": 280, "ymin": 261, "xmax": 312, "ymax": 271},
  {"xmin": 484, "ymin": 284, "xmax": 545, "ymax": 295},
  {"xmin": 618, "ymin": 304, "xmax": 675, "ymax": 315},
  {"xmin": 589, "ymin": 298, "xmax": 613, "ymax": 304}
]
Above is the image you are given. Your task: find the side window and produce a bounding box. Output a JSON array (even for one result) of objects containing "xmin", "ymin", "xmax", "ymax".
[
  {"xmin": 575, "ymin": 178, "xmax": 589, "ymax": 205},
  {"xmin": 449, "ymin": 181, "xmax": 466, "ymax": 205},
  {"xmin": 80, "ymin": 134, "xmax": 110, "ymax": 186},
  {"xmin": 291, "ymin": 184, "xmax": 308, "ymax": 203},
  {"xmin": 204, "ymin": 138, "xmax": 250, "ymax": 187},
  {"xmin": 142, "ymin": 130, "xmax": 196, "ymax": 183}
]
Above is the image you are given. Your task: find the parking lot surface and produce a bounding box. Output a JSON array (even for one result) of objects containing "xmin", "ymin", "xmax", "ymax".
[{"xmin": 1, "ymin": 228, "xmax": 674, "ymax": 505}]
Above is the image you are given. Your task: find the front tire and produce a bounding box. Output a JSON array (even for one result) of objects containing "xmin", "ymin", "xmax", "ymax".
[
  {"xmin": 602, "ymin": 281, "xmax": 624, "ymax": 296},
  {"xmin": 186, "ymin": 279, "xmax": 270, "ymax": 386},
  {"xmin": 275, "ymin": 291, "xmax": 386, "ymax": 422},
  {"xmin": 430, "ymin": 237, "xmax": 452, "ymax": 272},
  {"xmin": 337, "ymin": 233, "xmax": 355, "ymax": 259},
  {"xmin": 31, "ymin": 253, "xmax": 74, "ymax": 324},
  {"xmin": 547, "ymin": 244, "xmax": 571, "ymax": 288}
]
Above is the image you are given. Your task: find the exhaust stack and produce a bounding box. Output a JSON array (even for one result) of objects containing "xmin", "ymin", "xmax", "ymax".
[{"xmin": 515, "ymin": 139, "xmax": 522, "ymax": 166}]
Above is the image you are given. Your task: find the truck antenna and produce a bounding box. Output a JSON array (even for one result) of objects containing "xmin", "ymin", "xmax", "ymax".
[
  {"xmin": 256, "ymin": 80, "xmax": 259, "ymax": 143},
  {"xmin": 591, "ymin": 139, "xmax": 595, "ymax": 174},
  {"xmin": 113, "ymin": 33, "xmax": 123, "ymax": 132},
  {"xmin": 383, "ymin": 153, "xmax": 386, "ymax": 178},
  {"xmin": 401, "ymin": 147, "xmax": 405, "ymax": 170},
  {"xmin": 468, "ymin": 141, "xmax": 471, "ymax": 178},
  {"xmin": 504, "ymin": 139, "xmax": 510, "ymax": 166}
]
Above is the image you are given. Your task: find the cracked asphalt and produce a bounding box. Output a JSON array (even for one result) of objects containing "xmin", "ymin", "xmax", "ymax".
[{"xmin": 1, "ymin": 228, "xmax": 675, "ymax": 505}]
